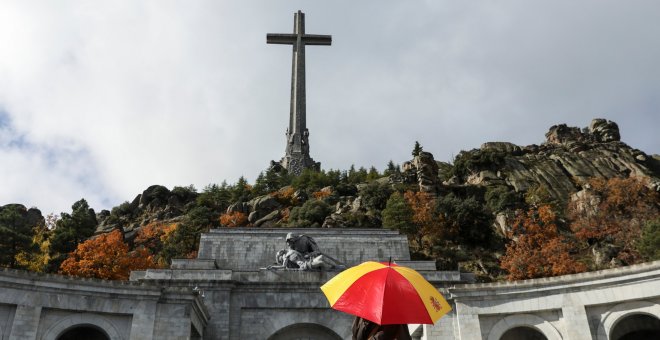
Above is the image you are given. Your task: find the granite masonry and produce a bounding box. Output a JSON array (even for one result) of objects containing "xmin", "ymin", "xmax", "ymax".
[{"xmin": 0, "ymin": 228, "xmax": 658, "ymax": 339}]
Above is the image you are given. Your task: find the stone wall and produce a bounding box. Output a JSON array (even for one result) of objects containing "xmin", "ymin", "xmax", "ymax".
[
  {"xmin": 131, "ymin": 227, "xmax": 469, "ymax": 339},
  {"xmin": 1, "ymin": 228, "xmax": 659, "ymax": 339},
  {"xmin": 0, "ymin": 268, "xmax": 207, "ymax": 340},
  {"xmin": 197, "ymin": 228, "xmax": 412, "ymax": 270},
  {"xmin": 438, "ymin": 260, "xmax": 660, "ymax": 340}
]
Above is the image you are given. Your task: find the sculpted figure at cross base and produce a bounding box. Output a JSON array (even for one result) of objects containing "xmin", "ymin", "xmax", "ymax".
[
  {"xmin": 267, "ymin": 249, "xmax": 344, "ymax": 271},
  {"xmin": 266, "ymin": 233, "xmax": 345, "ymax": 271},
  {"xmin": 285, "ymin": 232, "xmax": 320, "ymax": 257}
]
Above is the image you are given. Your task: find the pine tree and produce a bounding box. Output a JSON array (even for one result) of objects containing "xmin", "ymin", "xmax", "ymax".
[
  {"xmin": 412, "ymin": 141, "xmax": 423, "ymax": 157},
  {"xmin": 382, "ymin": 192, "xmax": 414, "ymax": 233},
  {"xmin": 0, "ymin": 205, "xmax": 36, "ymax": 268},
  {"xmin": 230, "ymin": 176, "xmax": 252, "ymax": 203},
  {"xmin": 366, "ymin": 166, "xmax": 380, "ymax": 181},
  {"xmin": 384, "ymin": 160, "xmax": 397, "ymax": 176},
  {"xmin": 48, "ymin": 199, "xmax": 97, "ymax": 271}
]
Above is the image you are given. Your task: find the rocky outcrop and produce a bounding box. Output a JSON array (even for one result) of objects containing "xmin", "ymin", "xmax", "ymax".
[
  {"xmin": 0, "ymin": 204, "xmax": 45, "ymax": 229},
  {"xmin": 246, "ymin": 195, "xmax": 282, "ymax": 224},
  {"xmin": 96, "ymin": 185, "xmax": 197, "ymax": 235},
  {"xmin": 453, "ymin": 119, "xmax": 660, "ymax": 203},
  {"xmin": 401, "ymin": 151, "xmax": 440, "ymax": 192},
  {"xmin": 254, "ymin": 210, "xmax": 280, "ymax": 227},
  {"xmin": 322, "ymin": 197, "xmax": 361, "ymax": 228}
]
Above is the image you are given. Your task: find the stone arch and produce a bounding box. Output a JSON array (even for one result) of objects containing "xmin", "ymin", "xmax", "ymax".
[
  {"xmin": 56, "ymin": 326, "xmax": 109, "ymax": 340},
  {"xmin": 40, "ymin": 313, "xmax": 124, "ymax": 340},
  {"xmin": 487, "ymin": 314, "xmax": 562, "ymax": 340},
  {"xmin": 500, "ymin": 327, "xmax": 547, "ymax": 340},
  {"xmin": 597, "ymin": 300, "xmax": 660, "ymax": 340},
  {"xmin": 267, "ymin": 323, "xmax": 342, "ymax": 340},
  {"xmin": 247, "ymin": 309, "xmax": 350, "ymax": 339}
]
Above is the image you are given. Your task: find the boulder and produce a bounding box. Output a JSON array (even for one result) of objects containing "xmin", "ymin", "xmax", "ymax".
[
  {"xmin": 26, "ymin": 207, "xmax": 44, "ymax": 228},
  {"xmin": 465, "ymin": 170, "xmax": 503, "ymax": 186},
  {"xmin": 249, "ymin": 195, "xmax": 281, "ymax": 212},
  {"xmin": 545, "ymin": 124, "xmax": 585, "ymax": 145},
  {"xmin": 247, "ymin": 195, "xmax": 282, "ymax": 223},
  {"xmin": 413, "ymin": 151, "xmax": 439, "ymax": 192},
  {"xmin": 0, "ymin": 204, "xmax": 45, "ymax": 231},
  {"xmin": 592, "ymin": 244, "xmax": 620, "ymax": 267},
  {"xmin": 292, "ymin": 190, "xmax": 308, "ymax": 204},
  {"xmin": 443, "ymin": 176, "xmax": 461, "ymax": 185},
  {"xmin": 254, "ymin": 210, "xmax": 280, "ymax": 227},
  {"xmin": 481, "ymin": 142, "xmax": 522, "ymax": 155},
  {"xmin": 350, "ymin": 196, "xmax": 364, "ymax": 213},
  {"xmin": 570, "ymin": 186, "xmax": 600, "ymax": 217},
  {"xmin": 322, "ymin": 213, "xmax": 346, "ymax": 228},
  {"xmin": 139, "ymin": 185, "xmax": 170, "ymax": 211},
  {"xmin": 227, "ymin": 202, "xmax": 250, "ymax": 214},
  {"xmin": 589, "ymin": 118, "xmax": 620, "ymax": 142},
  {"xmin": 493, "ymin": 212, "xmax": 510, "ymax": 236}
]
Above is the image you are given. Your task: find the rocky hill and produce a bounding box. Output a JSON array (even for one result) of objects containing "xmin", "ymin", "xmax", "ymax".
[
  {"xmin": 2, "ymin": 118, "xmax": 658, "ymax": 280},
  {"xmin": 94, "ymin": 118, "xmax": 659, "ymax": 246},
  {"xmin": 450, "ymin": 118, "xmax": 659, "ymax": 201}
]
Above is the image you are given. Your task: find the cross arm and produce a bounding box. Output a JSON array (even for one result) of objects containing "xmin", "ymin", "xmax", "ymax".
[
  {"xmin": 267, "ymin": 34, "xmax": 297, "ymax": 45},
  {"xmin": 302, "ymin": 34, "xmax": 332, "ymax": 45}
]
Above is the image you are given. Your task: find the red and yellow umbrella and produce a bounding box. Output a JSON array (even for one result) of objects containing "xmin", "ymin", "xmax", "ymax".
[{"xmin": 321, "ymin": 261, "xmax": 451, "ymax": 325}]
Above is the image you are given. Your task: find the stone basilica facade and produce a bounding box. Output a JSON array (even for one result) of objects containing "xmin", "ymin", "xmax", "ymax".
[{"xmin": 0, "ymin": 228, "xmax": 659, "ymax": 339}]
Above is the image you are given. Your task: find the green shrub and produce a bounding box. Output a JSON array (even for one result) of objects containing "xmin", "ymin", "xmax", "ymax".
[
  {"xmin": 485, "ymin": 185, "xmax": 521, "ymax": 212},
  {"xmin": 638, "ymin": 219, "xmax": 660, "ymax": 261},
  {"xmin": 451, "ymin": 149, "xmax": 506, "ymax": 179},
  {"xmin": 288, "ymin": 200, "xmax": 332, "ymax": 227},
  {"xmin": 436, "ymin": 193, "xmax": 494, "ymax": 247},
  {"xmin": 359, "ymin": 181, "xmax": 394, "ymax": 211},
  {"xmin": 382, "ymin": 192, "xmax": 413, "ymax": 232},
  {"xmin": 292, "ymin": 169, "xmax": 340, "ymax": 193}
]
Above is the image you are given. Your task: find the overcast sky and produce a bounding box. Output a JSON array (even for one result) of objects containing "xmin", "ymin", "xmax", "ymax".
[{"xmin": 1, "ymin": 1, "xmax": 659, "ymax": 215}]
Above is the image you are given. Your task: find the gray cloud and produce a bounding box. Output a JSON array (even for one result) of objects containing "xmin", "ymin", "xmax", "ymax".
[{"xmin": 1, "ymin": 1, "xmax": 658, "ymax": 214}]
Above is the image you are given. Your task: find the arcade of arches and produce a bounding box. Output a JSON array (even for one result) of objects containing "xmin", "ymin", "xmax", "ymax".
[{"xmin": 0, "ymin": 229, "xmax": 658, "ymax": 339}]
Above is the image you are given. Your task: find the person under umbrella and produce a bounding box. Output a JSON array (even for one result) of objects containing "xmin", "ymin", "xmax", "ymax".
[
  {"xmin": 352, "ymin": 316, "xmax": 412, "ymax": 340},
  {"xmin": 321, "ymin": 260, "xmax": 451, "ymax": 339}
]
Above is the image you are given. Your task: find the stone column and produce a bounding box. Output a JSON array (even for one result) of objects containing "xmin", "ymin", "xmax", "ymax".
[
  {"xmin": 454, "ymin": 303, "xmax": 482, "ymax": 340},
  {"xmin": 562, "ymin": 304, "xmax": 592, "ymax": 340},
  {"xmin": 129, "ymin": 301, "xmax": 158, "ymax": 340},
  {"xmin": 430, "ymin": 310, "xmax": 459, "ymax": 339},
  {"xmin": 9, "ymin": 305, "xmax": 41, "ymax": 340}
]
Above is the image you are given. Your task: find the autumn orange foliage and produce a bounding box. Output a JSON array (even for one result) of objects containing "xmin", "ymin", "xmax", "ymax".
[
  {"xmin": 133, "ymin": 222, "xmax": 177, "ymax": 266},
  {"xmin": 500, "ymin": 205, "xmax": 586, "ymax": 281},
  {"xmin": 135, "ymin": 222, "xmax": 177, "ymax": 250},
  {"xmin": 312, "ymin": 189, "xmax": 332, "ymax": 200},
  {"xmin": 271, "ymin": 186, "xmax": 298, "ymax": 205},
  {"xmin": 403, "ymin": 191, "xmax": 439, "ymax": 251},
  {"xmin": 568, "ymin": 177, "xmax": 660, "ymax": 264},
  {"xmin": 219, "ymin": 211, "xmax": 248, "ymax": 227},
  {"xmin": 60, "ymin": 229, "xmax": 158, "ymax": 280}
]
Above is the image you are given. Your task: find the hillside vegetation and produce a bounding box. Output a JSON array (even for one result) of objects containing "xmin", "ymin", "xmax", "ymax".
[{"xmin": 1, "ymin": 119, "xmax": 659, "ymax": 281}]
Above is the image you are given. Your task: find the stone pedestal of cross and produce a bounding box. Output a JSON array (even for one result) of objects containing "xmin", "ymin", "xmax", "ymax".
[{"xmin": 267, "ymin": 10, "xmax": 331, "ymax": 175}]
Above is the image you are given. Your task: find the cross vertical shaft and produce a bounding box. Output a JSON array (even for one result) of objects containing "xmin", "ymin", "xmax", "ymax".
[{"xmin": 267, "ymin": 11, "xmax": 331, "ymax": 175}]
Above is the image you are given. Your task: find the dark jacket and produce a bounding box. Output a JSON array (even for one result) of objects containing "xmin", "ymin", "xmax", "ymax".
[{"xmin": 352, "ymin": 317, "xmax": 412, "ymax": 340}]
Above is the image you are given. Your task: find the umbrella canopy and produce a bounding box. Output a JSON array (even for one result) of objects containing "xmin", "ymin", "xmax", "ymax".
[{"xmin": 321, "ymin": 261, "xmax": 451, "ymax": 325}]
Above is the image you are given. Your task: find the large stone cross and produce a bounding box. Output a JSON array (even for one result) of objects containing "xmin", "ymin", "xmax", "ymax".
[{"xmin": 267, "ymin": 10, "xmax": 331, "ymax": 175}]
